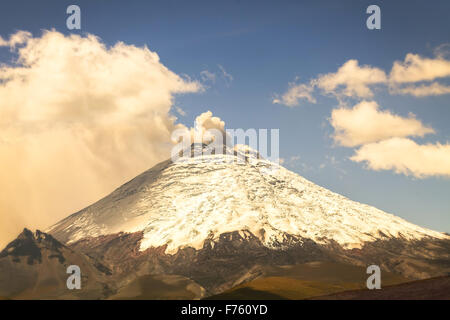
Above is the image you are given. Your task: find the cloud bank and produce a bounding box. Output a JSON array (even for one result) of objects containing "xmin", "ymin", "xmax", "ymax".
[
  {"xmin": 0, "ymin": 30, "xmax": 202, "ymax": 248},
  {"xmin": 274, "ymin": 48, "xmax": 450, "ymax": 178},
  {"xmin": 274, "ymin": 50, "xmax": 450, "ymax": 107},
  {"xmin": 329, "ymin": 101, "xmax": 450, "ymax": 178}
]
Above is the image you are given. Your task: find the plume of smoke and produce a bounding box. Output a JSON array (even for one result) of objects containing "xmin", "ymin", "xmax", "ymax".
[
  {"xmin": 0, "ymin": 30, "xmax": 202, "ymax": 248},
  {"xmin": 192, "ymin": 111, "xmax": 227, "ymax": 144}
]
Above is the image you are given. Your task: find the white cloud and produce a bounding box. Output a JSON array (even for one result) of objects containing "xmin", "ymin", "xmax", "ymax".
[
  {"xmin": 0, "ymin": 30, "xmax": 202, "ymax": 248},
  {"xmin": 330, "ymin": 100, "xmax": 450, "ymax": 178},
  {"xmin": 274, "ymin": 49, "xmax": 450, "ymax": 105},
  {"xmin": 200, "ymin": 65, "xmax": 233, "ymax": 87},
  {"xmin": 200, "ymin": 70, "xmax": 216, "ymax": 83},
  {"xmin": 315, "ymin": 60, "xmax": 387, "ymax": 98},
  {"xmin": 274, "ymin": 48, "xmax": 450, "ymax": 178},
  {"xmin": 388, "ymin": 53, "xmax": 450, "ymax": 97},
  {"xmin": 273, "ymin": 59, "xmax": 387, "ymax": 107},
  {"xmin": 351, "ymin": 138, "xmax": 450, "ymax": 178},
  {"xmin": 433, "ymin": 43, "xmax": 450, "ymax": 59},
  {"xmin": 391, "ymin": 82, "xmax": 450, "ymax": 97},
  {"xmin": 0, "ymin": 30, "xmax": 31, "ymax": 48},
  {"xmin": 330, "ymin": 101, "xmax": 434, "ymax": 147},
  {"xmin": 273, "ymin": 82, "xmax": 316, "ymax": 107},
  {"xmin": 175, "ymin": 106, "xmax": 187, "ymax": 116},
  {"xmin": 218, "ymin": 64, "xmax": 233, "ymax": 85},
  {"xmin": 389, "ymin": 53, "xmax": 450, "ymax": 83}
]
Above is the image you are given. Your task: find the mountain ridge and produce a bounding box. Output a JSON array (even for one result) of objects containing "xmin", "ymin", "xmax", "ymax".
[{"xmin": 0, "ymin": 228, "xmax": 113, "ymax": 299}]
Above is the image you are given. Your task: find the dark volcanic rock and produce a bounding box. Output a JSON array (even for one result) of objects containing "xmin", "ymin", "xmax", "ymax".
[
  {"xmin": 2, "ymin": 228, "xmax": 449, "ymax": 299},
  {"xmin": 70, "ymin": 230, "xmax": 334, "ymax": 294},
  {"xmin": 0, "ymin": 229, "xmax": 112, "ymax": 299},
  {"xmin": 69, "ymin": 229, "xmax": 450, "ymax": 296}
]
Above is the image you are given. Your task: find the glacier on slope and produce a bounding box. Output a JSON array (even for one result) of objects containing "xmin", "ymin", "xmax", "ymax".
[{"xmin": 47, "ymin": 145, "xmax": 448, "ymax": 254}]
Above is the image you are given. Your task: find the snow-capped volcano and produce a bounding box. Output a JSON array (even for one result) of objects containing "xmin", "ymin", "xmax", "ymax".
[
  {"xmin": 48, "ymin": 143, "xmax": 448, "ymax": 254},
  {"xmin": 2, "ymin": 143, "xmax": 449, "ymax": 299}
]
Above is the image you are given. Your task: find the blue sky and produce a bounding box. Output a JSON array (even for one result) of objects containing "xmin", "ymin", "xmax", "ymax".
[{"xmin": 0, "ymin": 0, "xmax": 449, "ymax": 233}]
